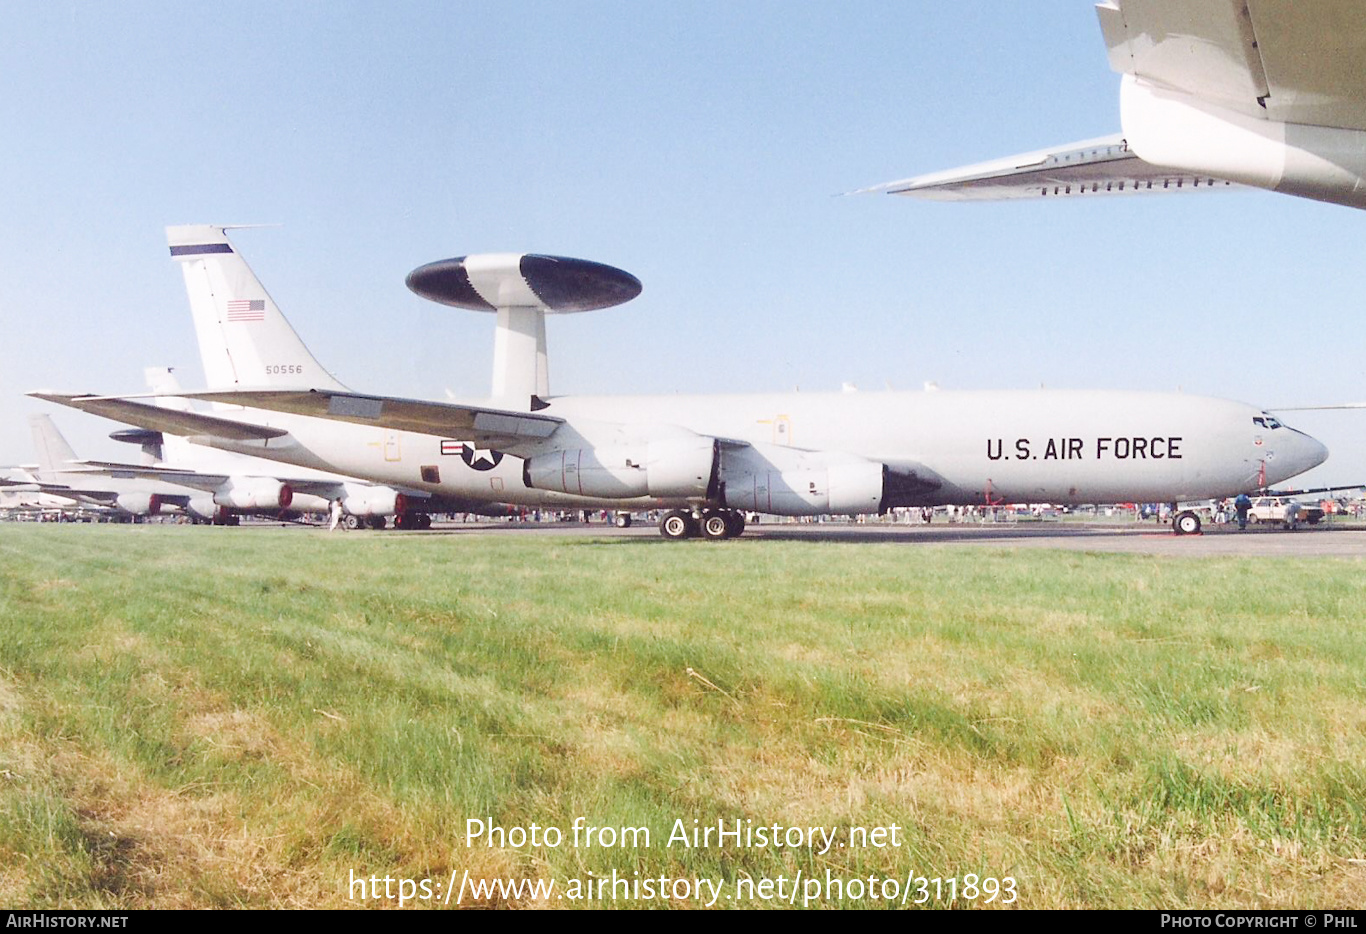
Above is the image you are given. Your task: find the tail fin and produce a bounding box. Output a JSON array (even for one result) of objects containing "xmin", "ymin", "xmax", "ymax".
[
  {"xmin": 166, "ymin": 225, "xmax": 348, "ymax": 392},
  {"xmin": 143, "ymin": 366, "xmax": 199, "ymax": 466},
  {"xmin": 29, "ymin": 415, "xmax": 78, "ymax": 474}
]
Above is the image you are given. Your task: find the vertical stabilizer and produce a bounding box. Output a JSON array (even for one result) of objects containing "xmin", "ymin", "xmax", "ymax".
[
  {"xmin": 144, "ymin": 366, "xmax": 201, "ymax": 466},
  {"xmin": 29, "ymin": 415, "xmax": 78, "ymax": 474},
  {"xmin": 166, "ymin": 225, "xmax": 348, "ymax": 392}
]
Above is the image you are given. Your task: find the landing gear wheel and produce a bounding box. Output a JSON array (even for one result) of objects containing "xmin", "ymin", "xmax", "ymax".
[
  {"xmin": 724, "ymin": 511, "xmax": 746, "ymax": 538},
  {"xmin": 660, "ymin": 510, "xmax": 696, "ymax": 540},
  {"xmin": 417, "ymin": 513, "xmax": 432, "ymax": 529},
  {"xmin": 613, "ymin": 513, "xmax": 632, "ymax": 529},
  {"xmin": 369, "ymin": 516, "xmax": 387, "ymax": 530},
  {"xmin": 344, "ymin": 514, "xmax": 362, "ymax": 530},
  {"xmin": 1173, "ymin": 510, "xmax": 1202, "ymax": 536},
  {"xmin": 700, "ymin": 511, "xmax": 732, "ymax": 540}
]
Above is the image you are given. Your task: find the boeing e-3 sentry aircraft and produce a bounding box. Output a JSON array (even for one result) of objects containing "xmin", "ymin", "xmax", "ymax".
[
  {"xmin": 869, "ymin": 0, "xmax": 1366, "ymax": 212},
  {"xmin": 30, "ymin": 225, "xmax": 1328, "ymax": 538}
]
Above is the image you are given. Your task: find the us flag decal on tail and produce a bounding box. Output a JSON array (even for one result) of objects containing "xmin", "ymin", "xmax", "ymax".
[{"xmin": 226, "ymin": 299, "xmax": 266, "ymax": 321}]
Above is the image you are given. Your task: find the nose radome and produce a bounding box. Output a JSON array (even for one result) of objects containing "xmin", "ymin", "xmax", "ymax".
[
  {"xmin": 1283, "ymin": 430, "xmax": 1329, "ymax": 478},
  {"xmin": 1303, "ymin": 433, "xmax": 1329, "ymax": 470}
]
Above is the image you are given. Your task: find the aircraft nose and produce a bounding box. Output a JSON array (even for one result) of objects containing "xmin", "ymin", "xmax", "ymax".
[{"xmin": 1280, "ymin": 429, "xmax": 1329, "ymax": 478}]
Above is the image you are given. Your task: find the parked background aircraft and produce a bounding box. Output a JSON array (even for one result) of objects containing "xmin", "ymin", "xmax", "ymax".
[
  {"xmin": 33, "ymin": 227, "xmax": 1329, "ymax": 537},
  {"xmin": 17, "ymin": 415, "xmax": 206, "ymax": 520},
  {"xmin": 64, "ymin": 368, "xmax": 497, "ymax": 528},
  {"xmin": 0, "ymin": 466, "xmax": 96, "ymax": 520}
]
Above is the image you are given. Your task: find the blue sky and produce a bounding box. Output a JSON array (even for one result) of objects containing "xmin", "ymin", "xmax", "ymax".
[{"xmin": 3, "ymin": 1, "xmax": 1363, "ymax": 489}]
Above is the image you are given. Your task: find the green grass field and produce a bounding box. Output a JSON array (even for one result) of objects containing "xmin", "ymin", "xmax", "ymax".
[{"xmin": 1, "ymin": 524, "xmax": 1364, "ymax": 908}]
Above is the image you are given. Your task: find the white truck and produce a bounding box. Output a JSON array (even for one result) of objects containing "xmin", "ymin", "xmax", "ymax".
[{"xmin": 1247, "ymin": 497, "xmax": 1324, "ymax": 528}]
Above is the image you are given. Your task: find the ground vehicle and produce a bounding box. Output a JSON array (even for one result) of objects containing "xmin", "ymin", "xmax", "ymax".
[{"xmin": 1248, "ymin": 497, "xmax": 1323, "ymax": 527}]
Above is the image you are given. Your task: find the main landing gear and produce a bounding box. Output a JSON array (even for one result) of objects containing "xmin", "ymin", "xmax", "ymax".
[{"xmin": 659, "ymin": 508, "xmax": 746, "ymax": 541}]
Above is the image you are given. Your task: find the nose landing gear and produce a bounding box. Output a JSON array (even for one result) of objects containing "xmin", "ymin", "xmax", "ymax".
[{"xmin": 1173, "ymin": 510, "xmax": 1202, "ymax": 536}]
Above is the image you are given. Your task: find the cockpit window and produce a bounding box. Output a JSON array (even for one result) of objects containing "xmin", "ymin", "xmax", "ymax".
[{"xmin": 1253, "ymin": 415, "xmax": 1283, "ymax": 429}]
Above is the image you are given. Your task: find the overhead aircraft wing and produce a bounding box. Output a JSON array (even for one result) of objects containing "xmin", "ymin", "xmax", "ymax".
[
  {"xmin": 863, "ymin": 134, "xmax": 1240, "ymax": 201},
  {"xmin": 1270, "ymin": 402, "xmax": 1366, "ymax": 411},
  {"xmin": 26, "ymin": 393, "xmax": 288, "ymax": 441},
  {"xmin": 873, "ymin": 2, "xmax": 1366, "ymax": 210},
  {"xmin": 1097, "ymin": 0, "xmax": 1366, "ymax": 132},
  {"xmin": 182, "ymin": 390, "xmax": 564, "ymax": 452}
]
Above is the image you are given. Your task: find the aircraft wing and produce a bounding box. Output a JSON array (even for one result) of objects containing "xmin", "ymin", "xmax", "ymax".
[
  {"xmin": 1097, "ymin": 0, "xmax": 1366, "ymax": 132},
  {"xmin": 67, "ymin": 459, "xmax": 401, "ymax": 501},
  {"xmin": 27, "ymin": 393, "xmax": 288, "ymax": 441},
  {"xmin": 0, "ymin": 479, "xmax": 188, "ymax": 509},
  {"xmin": 864, "ymin": 134, "xmax": 1241, "ymax": 201},
  {"xmin": 183, "ymin": 390, "xmax": 564, "ymax": 452},
  {"xmin": 871, "ymin": 2, "xmax": 1366, "ymax": 207},
  {"xmin": 1270, "ymin": 402, "xmax": 1366, "ymax": 411},
  {"xmin": 64, "ymin": 461, "xmax": 302, "ymax": 495}
]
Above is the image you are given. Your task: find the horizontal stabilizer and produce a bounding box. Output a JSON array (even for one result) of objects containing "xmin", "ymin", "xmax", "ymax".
[
  {"xmin": 183, "ymin": 389, "xmax": 563, "ymax": 450},
  {"xmin": 864, "ymin": 134, "xmax": 1241, "ymax": 201},
  {"xmin": 28, "ymin": 393, "xmax": 289, "ymax": 441}
]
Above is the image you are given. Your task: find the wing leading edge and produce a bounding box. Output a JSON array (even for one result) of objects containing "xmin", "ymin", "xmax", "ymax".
[
  {"xmin": 27, "ymin": 393, "xmax": 288, "ymax": 441},
  {"xmin": 865, "ymin": 134, "xmax": 1240, "ymax": 202},
  {"xmin": 182, "ymin": 389, "xmax": 563, "ymax": 453}
]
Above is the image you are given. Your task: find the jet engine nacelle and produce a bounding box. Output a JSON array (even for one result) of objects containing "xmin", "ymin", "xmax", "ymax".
[
  {"xmin": 186, "ymin": 496, "xmax": 228, "ymax": 522},
  {"xmin": 1122, "ymin": 76, "xmax": 1366, "ymax": 211},
  {"xmin": 213, "ymin": 478, "xmax": 293, "ymax": 510},
  {"xmin": 342, "ymin": 488, "xmax": 408, "ymax": 517},
  {"xmin": 722, "ymin": 461, "xmax": 884, "ymax": 516},
  {"xmin": 524, "ymin": 436, "xmax": 717, "ymax": 499},
  {"xmin": 113, "ymin": 492, "xmax": 165, "ymax": 516}
]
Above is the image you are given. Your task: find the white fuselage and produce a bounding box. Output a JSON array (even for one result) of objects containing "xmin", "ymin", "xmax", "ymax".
[{"xmin": 186, "ymin": 388, "xmax": 1327, "ymax": 512}]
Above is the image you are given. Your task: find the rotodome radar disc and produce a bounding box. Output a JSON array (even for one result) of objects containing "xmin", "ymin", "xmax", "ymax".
[{"xmin": 405, "ymin": 253, "xmax": 642, "ymax": 313}]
